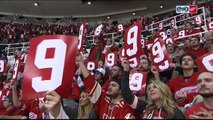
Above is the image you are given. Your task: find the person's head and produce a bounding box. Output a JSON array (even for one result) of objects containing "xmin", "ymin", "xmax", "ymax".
[
  {"xmin": 180, "ymin": 54, "xmax": 196, "ymax": 70},
  {"xmin": 106, "ymin": 39, "xmax": 112, "ymax": 45},
  {"xmin": 110, "ymin": 64, "xmax": 123, "ymax": 79},
  {"xmin": 197, "ymin": 72, "xmax": 213, "ymax": 98},
  {"xmin": 204, "ymin": 31, "xmax": 213, "ymax": 44},
  {"xmin": 94, "ymin": 37, "xmax": 101, "ymax": 45},
  {"xmin": 146, "ymin": 80, "xmax": 176, "ymax": 118},
  {"xmin": 184, "ymin": 39, "xmax": 191, "ymax": 48},
  {"xmin": 174, "ymin": 46, "xmax": 185, "ymax": 58},
  {"xmin": 98, "ymin": 60, "xmax": 104, "ymax": 68},
  {"xmin": 206, "ymin": 44, "xmax": 213, "ymax": 52},
  {"xmin": 166, "ymin": 43, "xmax": 175, "ymax": 54},
  {"xmin": 138, "ymin": 58, "xmax": 151, "ymax": 71},
  {"xmin": 93, "ymin": 68, "xmax": 105, "ymax": 81},
  {"xmin": 2, "ymin": 95, "xmax": 13, "ymax": 109},
  {"xmin": 170, "ymin": 27, "xmax": 177, "ymax": 36},
  {"xmin": 185, "ymin": 21, "xmax": 193, "ymax": 31},
  {"xmin": 79, "ymin": 92, "xmax": 90, "ymax": 107},
  {"xmin": 190, "ymin": 36, "xmax": 200, "ymax": 47},
  {"xmin": 107, "ymin": 80, "xmax": 121, "ymax": 99},
  {"xmin": 151, "ymin": 30, "xmax": 157, "ymax": 39},
  {"xmin": 147, "ymin": 80, "xmax": 173, "ymax": 103},
  {"xmin": 77, "ymin": 91, "xmax": 94, "ymax": 119}
]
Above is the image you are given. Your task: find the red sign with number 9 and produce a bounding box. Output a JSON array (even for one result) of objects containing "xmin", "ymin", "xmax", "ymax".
[
  {"xmin": 0, "ymin": 60, "xmax": 7, "ymax": 74},
  {"xmin": 85, "ymin": 61, "xmax": 98, "ymax": 75},
  {"xmin": 116, "ymin": 24, "xmax": 124, "ymax": 32},
  {"xmin": 105, "ymin": 52, "xmax": 117, "ymax": 67},
  {"xmin": 207, "ymin": 21, "xmax": 213, "ymax": 31},
  {"xmin": 150, "ymin": 39, "xmax": 172, "ymax": 72},
  {"xmin": 196, "ymin": 52, "xmax": 213, "ymax": 72},
  {"xmin": 23, "ymin": 35, "xmax": 78, "ymax": 100},
  {"xmin": 124, "ymin": 20, "xmax": 142, "ymax": 69},
  {"xmin": 12, "ymin": 58, "xmax": 20, "ymax": 81},
  {"xmin": 129, "ymin": 71, "xmax": 147, "ymax": 94}
]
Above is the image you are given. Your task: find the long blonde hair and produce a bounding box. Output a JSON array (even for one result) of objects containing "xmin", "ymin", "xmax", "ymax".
[
  {"xmin": 76, "ymin": 92, "xmax": 94, "ymax": 119},
  {"xmin": 146, "ymin": 80, "xmax": 177, "ymax": 119}
]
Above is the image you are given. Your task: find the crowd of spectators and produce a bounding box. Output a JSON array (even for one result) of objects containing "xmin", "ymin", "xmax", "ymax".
[{"xmin": 0, "ymin": 0, "xmax": 213, "ymax": 119}]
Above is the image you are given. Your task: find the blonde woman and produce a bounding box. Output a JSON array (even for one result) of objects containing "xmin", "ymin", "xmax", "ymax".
[
  {"xmin": 142, "ymin": 80, "xmax": 184, "ymax": 119},
  {"xmin": 121, "ymin": 59, "xmax": 184, "ymax": 119},
  {"xmin": 76, "ymin": 91, "xmax": 97, "ymax": 119}
]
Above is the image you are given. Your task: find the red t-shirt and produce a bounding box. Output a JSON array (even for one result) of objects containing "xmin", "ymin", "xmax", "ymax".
[
  {"xmin": 167, "ymin": 72, "xmax": 200, "ymax": 107},
  {"xmin": 185, "ymin": 102, "xmax": 213, "ymax": 119},
  {"xmin": 185, "ymin": 47, "xmax": 207, "ymax": 58}
]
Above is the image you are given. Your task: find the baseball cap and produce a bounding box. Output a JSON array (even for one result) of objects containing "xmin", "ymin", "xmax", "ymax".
[{"xmin": 93, "ymin": 68, "xmax": 106, "ymax": 76}]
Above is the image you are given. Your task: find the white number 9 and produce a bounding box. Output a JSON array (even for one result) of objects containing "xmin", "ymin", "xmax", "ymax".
[
  {"xmin": 78, "ymin": 24, "xmax": 84, "ymax": 50},
  {"xmin": 107, "ymin": 53, "xmax": 115, "ymax": 67},
  {"xmin": 194, "ymin": 16, "xmax": 202, "ymax": 25},
  {"xmin": 129, "ymin": 73, "xmax": 143, "ymax": 91},
  {"xmin": 159, "ymin": 22, "xmax": 163, "ymax": 30},
  {"xmin": 152, "ymin": 41, "xmax": 165, "ymax": 63},
  {"xmin": 127, "ymin": 26, "xmax": 138, "ymax": 56},
  {"xmin": 129, "ymin": 57, "xmax": 138, "ymax": 68},
  {"xmin": 117, "ymin": 24, "xmax": 124, "ymax": 32},
  {"xmin": 202, "ymin": 54, "xmax": 213, "ymax": 72},
  {"xmin": 208, "ymin": 21, "xmax": 213, "ymax": 30},
  {"xmin": 32, "ymin": 40, "xmax": 67, "ymax": 92},
  {"xmin": 13, "ymin": 59, "xmax": 20, "ymax": 79},
  {"xmin": 87, "ymin": 62, "xmax": 95, "ymax": 71},
  {"xmin": 178, "ymin": 30, "xmax": 185, "ymax": 38},
  {"xmin": 0, "ymin": 60, "xmax": 4, "ymax": 73},
  {"xmin": 171, "ymin": 19, "xmax": 176, "ymax": 28}
]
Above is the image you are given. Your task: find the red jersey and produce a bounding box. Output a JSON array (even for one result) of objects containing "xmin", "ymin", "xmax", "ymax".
[
  {"xmin": 167, "ymin": 72, "xmax": 200, "ymax": 107},
  {"xmin": 13, "ymin": 100, "xmax": 32, "ymax": 116},
  {"xmin": 84, "ymin": 75, "xmax": 138, "ymax": 119},
  {"xmin": 185, "ymin": 102, "xmax": 213, "ymax": 119},
  {"xmin": 28, "ymin": 99, "xmax": 45, "ymax": 119},
  {"xmin": 0, "ymin": 107, "xmax": 19, "ymax": 116},
  {"xmin": 185, "ymin": 47, "xmax": 207, "ymax": 58},
  {"xmin": 69, "ymin": 82, "xmax": 81, "ymax": 101},
  {"xmin": 142, "ymin": 107, "xmax": 166, "ymax": 119}
]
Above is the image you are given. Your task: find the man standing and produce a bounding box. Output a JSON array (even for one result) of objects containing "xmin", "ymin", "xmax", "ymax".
[
  {"xmin": 185, "ymin": 71, "xmax": 213, "ymax": 119},
  {"xmin": 185, "ymin": 36, "xmax": 207, "ymax": 58}
]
